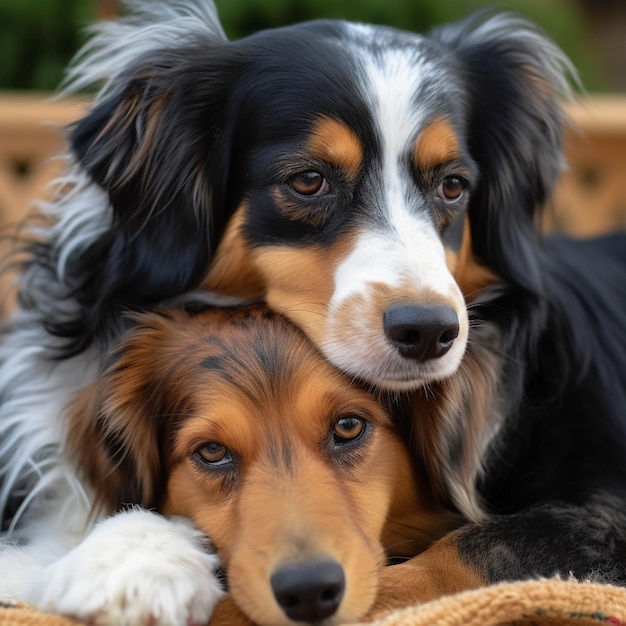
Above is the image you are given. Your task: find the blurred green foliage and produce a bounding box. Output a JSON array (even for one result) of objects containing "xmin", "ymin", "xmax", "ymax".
[
  {"xmin": 0, "ymin": 0, "xmax": 96, "ymax": 91},
  {"xmin": 0, "ymin": 0, "xmax": 607, "ymax": 92},
  {"xmin": 217, "ymin": 0, "xmax": 605, "ymax": 91}
]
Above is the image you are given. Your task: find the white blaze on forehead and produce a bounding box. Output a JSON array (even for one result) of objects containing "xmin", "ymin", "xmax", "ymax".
[
  {"xmin": 344, "ymin": 24, "xmax": 436, "ymax": 173},
  {"xmin": 329, "ymin": 25, "xmax": 460, "ymax": 305},
  {"xmin": 330, "ymin": 218, "xmax": 456, "ymax": 310},
  {"xmin": 368, "ymin": 54, "xmax": 427, "ymax": 177}
]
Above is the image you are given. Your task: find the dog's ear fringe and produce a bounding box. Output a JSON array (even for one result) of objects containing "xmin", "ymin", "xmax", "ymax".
[
  {"xmin": 60, "ymin": 0, "xmax": 228, "ymax": 101},
  {"xmin": 38, "ymin": 1, "xmax": 234, "ymax": 354},
  {"xmin": 67, "ymin": 379, "xmax": 152, "ymax": 516},
  {"xmin": 68, "ymin": 314, "xmax": 181, "ymax": 514},
  {"xmin": 51, "ymin": 42, "xmax": 243, "ymax": 353},
  {"xmin": 432, "ymin": 11, "xmax": 579, "ymax": 296}
]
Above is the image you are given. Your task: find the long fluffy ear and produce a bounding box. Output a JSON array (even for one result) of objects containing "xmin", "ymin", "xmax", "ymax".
[
  {"xmin": 59, "ymin": 2, "xmax": 239, "ymax": 347},
  {"xmin": 66, "ymin": 311, "xmax": 186, "ymax": 512},
  {"xmin": 432, "ymin": 13, "xmax": 577, "ymax": 294}
]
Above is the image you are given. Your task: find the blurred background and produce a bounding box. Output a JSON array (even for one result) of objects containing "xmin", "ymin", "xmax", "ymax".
[
  {"xmin": 0, "ymin": 0, "xmax": 626, "ymax": 91},
  {"xmin": 0, "ymin": 0, "xmax": 624, "ymax": 235},
  {"xmin": 1, "ymin": 0, "xmax": 626, "ymax": 92}
]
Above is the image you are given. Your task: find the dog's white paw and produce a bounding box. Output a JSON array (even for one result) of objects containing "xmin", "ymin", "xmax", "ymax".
[{"xmin": 21, "ymin": 509, "xmax": 224, "ymax": 626}]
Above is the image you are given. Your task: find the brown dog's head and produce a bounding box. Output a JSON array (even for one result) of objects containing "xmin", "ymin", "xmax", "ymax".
[{"xmin": 68, "ymin": 305, "xmax": 428, "ymax": 625}]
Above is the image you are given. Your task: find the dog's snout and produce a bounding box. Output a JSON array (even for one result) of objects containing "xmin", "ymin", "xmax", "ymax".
[
  {"xmin": 383, "ymin": 303, "xmax": 460, "ymax": 361},
  {"xmin": 271, "ymin": 560, "xmax": 345, "ymax": 622}
]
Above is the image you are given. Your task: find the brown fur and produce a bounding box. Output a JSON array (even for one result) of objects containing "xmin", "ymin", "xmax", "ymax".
[
  {"xmin": 247, "ymin": 237, "xmax": 357, "ymax": 348},
  {"xmin": 447, "ymin": 216, "xmax": 498, "ymax": 301},
  {"xmin": 66, "ymin": 306, "xmax": 452, "ymax": 626},
  {"xmin": 202, "ymin": 205, "xmax": 266, "ymax": 298},
  {"xmin": 413, "ymin": 119, "xmax": 460, "ymax": 171},
  {"xmin": 201, "ymin": 211, "xmax": 358, "ymax": 337},
  {"xmin": 365, "ymin": 531, "xmax": 487, "ymax": 620},
  {"xmin": 308, "ymin": 117, "xmax": 363, "ymax": 183}
]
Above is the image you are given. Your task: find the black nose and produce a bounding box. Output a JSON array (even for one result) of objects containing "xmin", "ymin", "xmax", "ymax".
[
  {"xmin": 383, "ymin": 303, "xmax": 459, "ymax": 361},
  {"xmin": 271, "ymin": 560, "xmax": 345, "ymax": 622}
]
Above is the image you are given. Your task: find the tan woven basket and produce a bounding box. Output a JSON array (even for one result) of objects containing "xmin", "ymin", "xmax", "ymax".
[{"xmin": 2, "ymin": 578, "xmax": 626, "ymax": 626}]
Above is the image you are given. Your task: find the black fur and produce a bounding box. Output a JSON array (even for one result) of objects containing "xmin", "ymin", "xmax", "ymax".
[
  {"xmin": 64, "ymin": 24, "xmax": 372, "ymax": 352},
  {"xmin": 62, "ymin": 12, "xmax": 626, "ymax": 585},
  {"xmin": 449, "ymin": 233, "xmax": 626, "ymax": 583},
  {"xmin": 10, "ymin": 4, "xmax": 626, "ymax": 595}
]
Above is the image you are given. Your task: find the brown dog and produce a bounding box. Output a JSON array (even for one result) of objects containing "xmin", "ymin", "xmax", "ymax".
[{"xmin": 67, "ymin": 305, "xmax": 448, "ymax": 625}]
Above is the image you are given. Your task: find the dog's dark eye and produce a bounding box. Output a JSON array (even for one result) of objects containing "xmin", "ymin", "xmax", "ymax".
[
  {"xmin": 333, "ymin": 416, "xmax": 366, "ymax": 445},
  {"xmin": 437, "ymin": 176, "xmax": 465, "ymax": 203},
  {"xmin": 194, "ymin": 442, "xmax": 232, "ymax": 467},
  {"xmin": 288, "ymin": 171, "xmax": 329, "ymax": 197}
]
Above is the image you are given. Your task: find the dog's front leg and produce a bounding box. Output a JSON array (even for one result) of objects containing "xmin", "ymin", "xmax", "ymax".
[
  {"xmin": 20, "ymin": 509, "xmax": 223, "ymax": 626},
  {"xmin": 369, "ymin": 499, "xmax": 626, "ymax": 619},
  {"xmin": 366, "ymin": 530, "xmax": 486, "ymax": 619}
]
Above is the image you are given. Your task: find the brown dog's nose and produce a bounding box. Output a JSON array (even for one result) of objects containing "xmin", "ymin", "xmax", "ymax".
[
  {"xmin": 383, "ymin": 303, "xmax": 459, "ymax": 361},
  {"xmin": 271, "ymin": 560, "xmax": 345, "ymax": 622}
]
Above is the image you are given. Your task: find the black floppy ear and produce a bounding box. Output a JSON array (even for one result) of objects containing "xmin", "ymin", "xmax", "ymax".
[
  {"xmin": 433, "ymin": 13, "xmax": 576, "ymax": 294},
  {"xmin": 66, "ymin": 44, "xmax": 240, "ymax": 344}
]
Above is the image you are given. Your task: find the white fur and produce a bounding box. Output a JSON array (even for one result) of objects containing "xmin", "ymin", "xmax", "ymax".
[
  {"xmin": 61, "ymin": 0, "xmax": 226, "ymax": 102},
  {"xmin": 0, "ymin": 0, "xmax": 227, "ymax": 619},
  {"xmin": 325, "ymin": 225, "xmax": 468, "ymax": 390},
  {"xmin": 1, "ymin": 510, "xmax": 223, "ymax": 626},
  {"xmin": 0, "ymin": 321, "xmax": 99, "ymax": 532}
]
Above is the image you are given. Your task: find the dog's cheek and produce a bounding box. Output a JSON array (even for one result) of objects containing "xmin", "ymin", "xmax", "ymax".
[
  {"xmin": 162, "ymin": 465, "xmax": 238, "ymax": 563},
  {"xmin": 253, "ymin": 246, "xmax": 336, "ymax": 344},
  {"xmin": 210, "ymin": 596, "xmax": 255, "ymax": 626},
  {"xmin": 253, "ymin": 236, "xmax": 358, "ymax": 345},
  {"xmin": 202, "ymin": 205, "xmax": 267, "ymax": 298},
  {"xmin": 446, "ymin": 215, "xmax": 498, "ymax": 301}
]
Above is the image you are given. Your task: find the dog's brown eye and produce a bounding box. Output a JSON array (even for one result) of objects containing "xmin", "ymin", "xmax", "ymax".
[
  {"xmin": 437, "ymin": 176, "xmax": 465, "ymax": 202},
  {"xmin": 333, "ymin": 416, "xmax": 366, "ymax": 444},
  {"xmin": 195, "ymin": 442, "xmax": 232, "ymax": 467},
  {"xmin": 288, "ymin": 171, "xmax": 329, "ymax": 196}
]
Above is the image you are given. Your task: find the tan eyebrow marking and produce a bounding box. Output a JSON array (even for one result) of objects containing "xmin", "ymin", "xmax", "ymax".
[
  {"xmin": 308, "ymin": 117, "xmax": 363, "ymax": 181},
  {"xmin": 414, "ymin": 118, "xmax": 460, "ymax": 170}
]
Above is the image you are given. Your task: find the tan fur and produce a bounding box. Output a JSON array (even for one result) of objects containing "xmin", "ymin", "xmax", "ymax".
[
  {"xmin": 447, "ymin": 216, "xmax": 498, "ymax": 301},
  {"xmin": 251, "ymin": 235, "xmax": 357, "ymax": 346},
  {"xmin": 210, "ymin": 524, "xmax": 486, "ymax": 625},
  {"xmin": 67, "ymin": 306, "xmax": 446, "ymax": 626},
  {"xmin": 414, "ymin": 119, "xmax": 460, "ymax": 170},
  {"xmin": 365, "ymin": 531, "xmax": 487, "ymax": 619},
  {"xmin": 308, "ymin": 117, "xmax": 363, "ymax": 182},
  {"xmin": 202, "ymin": 205, "xmax": 267, "ymax": 298},
  {"xmin": 201, "ymin": 212, "xmax": 358, "ymax": 334}
]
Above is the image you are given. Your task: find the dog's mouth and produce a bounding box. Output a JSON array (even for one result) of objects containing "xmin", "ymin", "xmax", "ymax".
[{"xmin": 335, "ymin": 350, "xmax": 466, "ymax": 391}]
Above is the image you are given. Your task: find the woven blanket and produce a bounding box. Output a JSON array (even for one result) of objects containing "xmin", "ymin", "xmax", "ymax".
[{"xmin": 2, "ymin": 578, "xmax": 626, "ymax": 626}]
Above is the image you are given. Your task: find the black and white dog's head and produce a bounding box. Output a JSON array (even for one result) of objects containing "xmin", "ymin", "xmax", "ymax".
[{"xmin": 62, "ymin": 0, "xmax": 574, "ymax": 390}]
